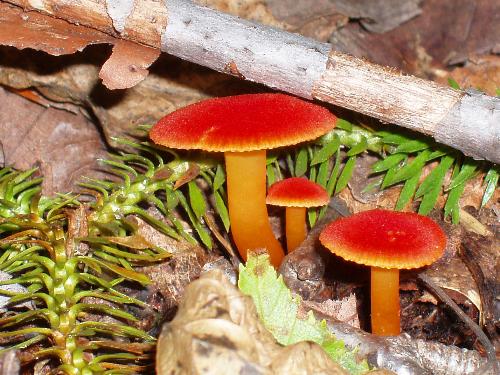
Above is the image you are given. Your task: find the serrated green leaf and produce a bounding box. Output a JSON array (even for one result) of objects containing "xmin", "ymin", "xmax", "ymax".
[
  {"xmin": 481, "ymin": 167, "xmax": 499, "ymax": 207},
  {"xmin": 346, "ymin": 136, "xmax": 367, "ymax": 156},
  {"xmin": 214, "ymin": 191, "xmax": 230, "ymax": 232},
  {"xmin": 213, "ymin": 164, "xmax": 226, "ymax": 192},
  {"xmin": 188, "ymin": 181, "xmax": 206, "ymax": 220},
  {"xmin": 238, "ymin": 254, "xmax": 369, "ymax": 375},
  {"xmin": 335, "ymin": 156, "xmax": 356, "ymax": 195},
  {"xmin": 295, "ymin": 148, "xmax": 308, "ymax": 177},
  {"xmin": 311, "ymin": 135, "xmax": 340, "ymax": 165},
  {"xmin": 393, "ymin": 139, "xmax": 431, "ymax": 153},
  {"xmin": 372, "ymin": 153, "xmax": 406, "ymax": 173}
]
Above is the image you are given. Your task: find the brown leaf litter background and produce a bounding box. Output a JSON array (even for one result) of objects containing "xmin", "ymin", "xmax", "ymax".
[{"xmin": 0, "ymin": 0, "xmax": 498, "ymax": 372}]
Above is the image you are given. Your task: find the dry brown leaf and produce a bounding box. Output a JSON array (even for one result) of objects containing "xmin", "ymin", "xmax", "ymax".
[
  {"xmin": 328, "ymin": 0, "xmax": 500, "ymax": 74},
  {"xmin": 438, "ymin": 55, "xmax": 500, "ymax": 96},
  {"xmin": 99, "ymin": 40, "xmax": 160, "ymax": 89},
  {"xmin": 0, "ymin": 3, "xmax": 160, "ymax": 90},
  {"xmin": 156, "ymin": 269, "xmax": 351, "ymax": 374},
  {"xmin": 302, "ymin": 294, "xmax": 361, "ymax": 328},
  {"xmin": 0, "ymin": 2, "xmax": 112, "ymax": 55},
  {"xmin": 0, "ymin": 86, "xmax": 106, "ymax": 195}
]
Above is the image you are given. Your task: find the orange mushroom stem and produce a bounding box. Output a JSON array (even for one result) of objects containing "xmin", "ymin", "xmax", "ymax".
[
  {"xmin": 225, "ymin": 150, "xmax": 284, "ymax": 266},
  {"xmin": 267, "ymin": 177, "xmax": 329, "ymax": 253},
  {"xmin": 370, "ymin": 267, "xmax": 400, "ymax": 335},
  {"xmin": 284, "ymin": 206, "xmax": 307, "ymax": 252}
]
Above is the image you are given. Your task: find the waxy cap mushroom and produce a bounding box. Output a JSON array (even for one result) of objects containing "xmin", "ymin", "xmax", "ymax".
[
  {"xmin": 150, "ymin": 93, "xmax": 337, "ymax": 267},
  {"xmin": 267, "ymin": 177, "xmax": 329, "ymax": 252},
  {"xmin": 319, "ymin": 209, "xmax": 446, "ymax": 335}
]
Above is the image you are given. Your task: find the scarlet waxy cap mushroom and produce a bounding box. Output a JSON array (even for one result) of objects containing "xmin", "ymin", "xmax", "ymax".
[
  {"xmin": 319, "ymin": 209, "xmax": 446, "ymax": 336},
  {"xmin": 266, "ymin": 177, "xmax": 329, "ymax": 252},
  {"xmin": 150, "ymin": 93, "xmax": 337, "ymax": 267}
]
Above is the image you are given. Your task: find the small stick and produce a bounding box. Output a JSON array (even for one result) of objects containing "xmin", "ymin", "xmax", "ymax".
[{"xmin": 418, "ymin": 273, "xmax": 499, "ymax": 375}]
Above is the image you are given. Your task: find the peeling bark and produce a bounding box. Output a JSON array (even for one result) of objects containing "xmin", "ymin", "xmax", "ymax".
[{"xmin": 2, "ymin": 0, "xmax": 499, "ymax": 163}]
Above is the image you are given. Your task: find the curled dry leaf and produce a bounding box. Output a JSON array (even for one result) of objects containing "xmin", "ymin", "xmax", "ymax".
[
  {"xmin": 156, "ymin": 269, "xmax": 351, "ymax": 374},
  {"xmin": 99, "ymin": 40, "xmax": 160, "ymax": 90},
  {"xmin": 0, "ymin": 86, "xmax": 106, "ymax": 195}
]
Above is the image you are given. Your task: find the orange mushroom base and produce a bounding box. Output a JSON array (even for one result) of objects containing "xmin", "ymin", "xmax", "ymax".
[
  {"xmin": 371, "ymin": 267, "xmax": 400, "ymax": 336},
  {"xmin": 225, "ymin": 150, "xmax": 285, "ymax": 267},
  {"xmin": 285, "ymin": 207, "xmax": 307, "ymax": 252}
]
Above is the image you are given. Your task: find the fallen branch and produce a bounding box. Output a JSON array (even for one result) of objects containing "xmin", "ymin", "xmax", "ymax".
[{"xmin": 3, "ymin": 0, "xmax": 499, "ymax": 163}]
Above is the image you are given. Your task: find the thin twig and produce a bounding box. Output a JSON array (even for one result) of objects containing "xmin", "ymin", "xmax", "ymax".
[{"xmin": 418, "ymin": 273, "xmax": 499, "ymax": 375}]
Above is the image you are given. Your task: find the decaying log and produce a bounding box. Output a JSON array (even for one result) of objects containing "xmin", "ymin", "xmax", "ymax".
[{"xmin": 2, "ymin": 0, "xmax": 499, "ymax": 163}]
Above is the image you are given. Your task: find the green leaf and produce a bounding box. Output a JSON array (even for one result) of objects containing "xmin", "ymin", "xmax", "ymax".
[
  {"xmin": 447, "ymin": 77, "xmax": 461, "ymax": 90},
  {"xmin": 175, "ymin": 190, "xmax": 212, "ymax": 249},
  {"xmin": 346, "ymin": 136, "xmax": 367, "ymax": 156},
  {"xmin": 335, "ymin": 156, "xmax": 356, "ymax": 195},
  {"xmin": 316, "ymin": 160, "xmax": 329, "ymax": 188},
  {"xmin": 416, "ymin": 155, "xmax": 454, "ymax": 215},
  {"xmin": 415, "ymin": 155, "xmax": 454, "ymax": 198},
  {"xmin": 481, "ymin": 167, "xmax": 499, "ymax": 207},
  {"xmin": 188, "ymin": 181, "xmax": 207, "ymax": 220},
  {"xmin": 295, "ymin": 148, "xmax": 308, "ymax": 177},
  {"xmin": 214, "ymin": 191, "xmax": 230, "ymax": 232},
  {"xmin": 377, "ymin": 132, "xmax": 412, "ymax": 145},
  {"xmin": 267, "ymin": 164, "xmax": 276, "ymax": 187},
  {"xmin": 335, "ymin": 119, "xmax": 353, "ymax": 131},
  {"xmin": 326, "ymin": 150, "xmax": 341, "ymax": 195},
  {"xmin": 394, "ymin": 170, "xmax": 421, "ymax": 211},
  {"xmin": 372, "ymin": 153, "xmax": 406, "ymax": 173},
  {"xmin": 311, "ymin": 135, "xmax": 340, "ymax": 165},
  {"xmin": 238, "ymin": 254, "xmax": 369, "ymax": 375},
  {"xmin": 446, "ymin": 160, "xmax": 477, "ymax": 191},
  {"xmin": 444, "ymin": 181, "xmax": 466, "ymax": 224},
  {"xmin": 383, "ymin": 150, "xmax": 430, "ymax": 188},
  {"xmin": 393, "ymin": 139, "xmax": 431, "ymax": 153},
  {"xmin": 213, "ymin": 164, "xmax": 226, "ymax": 192}
]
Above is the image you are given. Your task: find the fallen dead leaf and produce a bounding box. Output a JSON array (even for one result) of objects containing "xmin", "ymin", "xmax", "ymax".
[
  {"xmin": 99, "ymin": 40, "xmax": 160, "ymax": 90},
  {"xmin": 156, "ymin": 269, "xmax": 352, "ymax": 374},
  {"xmin": 0, "ymin": 86, "xmax": 106, "ymax": 195}
]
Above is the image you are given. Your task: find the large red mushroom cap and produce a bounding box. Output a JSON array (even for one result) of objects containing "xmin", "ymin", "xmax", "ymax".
[
  {"xmin": 266, "ymin": 177, "xmax": 329, "ymax": 208},
  {"xmin": 149, "ymin": 93, "xmax": 337, "ymax": 152},
  {"xmin": 319, "ymin": 209, "xmax": 446, "ymax": 269},
  {"xmin": 150, "ymin": 93, "xmax": 336, "ymax": 268}
]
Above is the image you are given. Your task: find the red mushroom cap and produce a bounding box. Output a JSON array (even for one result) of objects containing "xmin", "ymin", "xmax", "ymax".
[
  {"xmin": 319, "ymin": 209, "xmax": 446, "ymax": 269},
  {"xmin": 266, "ymin": 177, "xmax": 329, "ymax": 207},
  {"xmin": 149, "ymin": 94, "xmax": 336, "ymax": 152}
]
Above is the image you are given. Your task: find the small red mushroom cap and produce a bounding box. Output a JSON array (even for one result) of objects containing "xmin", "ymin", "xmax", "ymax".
[
  {"xmin": 266, "ymin": 177, "xmax": 329, "ymax": 207},
  {"xmin": 319, "ymin": 209, "xmax": 446, "ymax": 269},
  {"xmin": 149, "ymin": 94, "xmax": 337, "ymax": 152}
]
